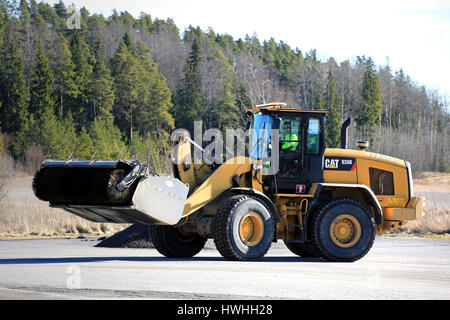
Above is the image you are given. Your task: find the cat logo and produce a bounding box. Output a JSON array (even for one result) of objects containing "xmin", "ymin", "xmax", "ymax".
[
  {"xmin": 325, "ymin": 159, "xmax": 339, "ymax": 169},
  {"xmin": 324, "ymin": 157, "xmax": 356, "ymax": 171}
]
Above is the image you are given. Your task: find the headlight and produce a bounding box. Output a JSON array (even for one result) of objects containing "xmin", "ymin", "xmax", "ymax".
[{"xmin": 405, "ymin": 161, "xmax": 414, "ymax": 200}]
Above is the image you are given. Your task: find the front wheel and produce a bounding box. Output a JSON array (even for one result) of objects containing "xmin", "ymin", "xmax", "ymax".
[
  {"xmin": 212, "ymin": 195, "xmax": 274, "ymax": 261},
  {"xmin": 150, "ymin": 225, "xmax": 206, "ymax": 258},
  {"xmin": 311, "ymin": 198, "xmax": 375, "ymax": 262}
]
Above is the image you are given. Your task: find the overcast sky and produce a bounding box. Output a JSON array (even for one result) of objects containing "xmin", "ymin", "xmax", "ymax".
[{"xmin": 45, "ymin": 0, "xmax": 450, "ymax": 99}]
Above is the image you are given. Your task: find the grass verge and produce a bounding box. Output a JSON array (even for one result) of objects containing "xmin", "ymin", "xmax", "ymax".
[{"xmin": 0, "ymin": 200, "xmax": 128, "ymax": 240}]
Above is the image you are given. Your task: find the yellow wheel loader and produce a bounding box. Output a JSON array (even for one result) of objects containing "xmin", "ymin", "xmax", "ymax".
[{"xmin": 33, "ymin": 102, "xmax": 425, "ymax": 262}]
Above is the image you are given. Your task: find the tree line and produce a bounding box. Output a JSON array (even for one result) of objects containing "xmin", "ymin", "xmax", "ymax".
[{"xmin": 0, "ymin": 0, "xmax": 448, "ymax": 175}]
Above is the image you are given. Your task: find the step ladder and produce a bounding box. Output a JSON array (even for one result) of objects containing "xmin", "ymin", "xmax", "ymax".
[{"xmin": 281, "ymin": 198, "xmax": 308, "ymax": 243}]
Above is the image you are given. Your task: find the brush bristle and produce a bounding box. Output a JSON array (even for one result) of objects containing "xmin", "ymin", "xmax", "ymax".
[{"xmin": 32, "ymin": 167, "xmax": 135, "ymax": 205}]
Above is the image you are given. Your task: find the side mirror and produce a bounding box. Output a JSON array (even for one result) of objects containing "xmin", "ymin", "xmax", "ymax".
[
  {"xmin": 272, "ymin": 117, "xmax": 282, "ymax": 130},
  {"xmin": 244, "ymin": 120, "xmax": 251, "ymax": 132}
]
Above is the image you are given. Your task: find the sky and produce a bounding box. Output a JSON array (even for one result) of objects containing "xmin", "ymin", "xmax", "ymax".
[{"xmin": 44, "ymin": 0, "xmax": 450, "ymax": 99}]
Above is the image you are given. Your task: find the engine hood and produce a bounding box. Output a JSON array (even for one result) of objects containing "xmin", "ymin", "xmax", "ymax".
[{"xmin": 324, "ymin": 148, "xmax": 406, "ymax": 168}]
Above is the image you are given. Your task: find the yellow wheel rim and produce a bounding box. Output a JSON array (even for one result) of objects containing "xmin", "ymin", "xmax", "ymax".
[
  {"xmin": 329, "ymin": 214, "xmax": 361, "ymax": 248},
  {"xmin": 239, "ymin": 212, "xmax": 264, "ymax": 246}
]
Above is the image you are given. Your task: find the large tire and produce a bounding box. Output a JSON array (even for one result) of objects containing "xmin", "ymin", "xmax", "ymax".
[
  {"xmin": 284, "ymin": 241, "xmax": 320, "ymax": 258},
  {"xmin": 312, "ymin": 198, "xmax": 375, "ymax": 262},
  {"xmin": 149, "ymin": 225, "xmax": 206, "ymax": 258},
  {"xmin": 212, "ymin": 195, "xmax": 274, "ymax": 261}
]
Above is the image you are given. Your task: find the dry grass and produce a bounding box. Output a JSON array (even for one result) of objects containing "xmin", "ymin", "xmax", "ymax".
[
  {"xmin": 387, "ymin": 172, "xmax": 450, "ymax": 239},
  {"xmin": 0, "ymin": 200, "xmax": 128, "ymax": 239},
  {"xmin": 413, "ymin": 172, "xmax": 450, "ymax": 193},
  {"xmin": 0, "ymin": 173, "xmax": 128, "ymax": 239},
  {"xmin": 396, "ymin": 208, "xmax": 450, "ymax": 236}
]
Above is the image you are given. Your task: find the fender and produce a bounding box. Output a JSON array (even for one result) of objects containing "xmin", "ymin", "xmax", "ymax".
[
  {"xmin": 229, "ymin": 187, "xmax": 280, "ymax": 222},
  {"xmin": 313, "ymin": 183, "xmax": 383, "ymax": 225}
]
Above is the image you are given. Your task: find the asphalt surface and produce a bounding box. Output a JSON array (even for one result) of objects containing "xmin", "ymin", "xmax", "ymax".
[{"xmin": 0, "ymin": 237, "xmax": 449, "ymax": 300}]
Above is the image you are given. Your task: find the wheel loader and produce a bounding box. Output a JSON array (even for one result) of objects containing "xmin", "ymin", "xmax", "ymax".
[{"xmin": 33, "ymin": 102, "xmax": 425, "ymax": 262}]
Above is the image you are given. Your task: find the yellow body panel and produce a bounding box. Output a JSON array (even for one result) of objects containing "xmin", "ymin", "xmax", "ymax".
[
  {"xmin": 383, "ymin": 197, "xmax": 425, "ymax": 221},
  {"xmin": 182, "ymin": 156, "xmax": 254, "ymax": 217},
  {"xmin": 173, "ymin": 136, "xmax": 197, "ymax": 193},
  {"xmin": 324, "ymin": 148, "xmax": 406, "ymax": 167},
  {"xmin": 324, "ymin": 148, "xmax": 408, "ymax": 202},
  {"xmin": 323, "ymin": 148, "xmax": 422, "ymax": 233},
  {"xmin": 323, "ymin": 169, "xmax": 357, "ymax": 184}
]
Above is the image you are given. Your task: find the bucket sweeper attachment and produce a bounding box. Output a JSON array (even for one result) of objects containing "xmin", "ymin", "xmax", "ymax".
[{"xmin": 32, "ymin": 159, "xmax": 189, "ymax": 225}]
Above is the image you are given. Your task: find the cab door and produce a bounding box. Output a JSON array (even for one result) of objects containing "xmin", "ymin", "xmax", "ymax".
[{"xmin": 274, "ymin": 113, "xmax": 325, "ymax": 193}]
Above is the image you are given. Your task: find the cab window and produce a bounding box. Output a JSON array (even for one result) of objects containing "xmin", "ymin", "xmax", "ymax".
[
  {"xmin": 279, "ymin": 116, "xmax": 302, "ymax": 179},
  {"xmin": 280, "ymin": 117, "xmax": 301, "ymax": 153},
  {"xmin": 307, "ymin": 117, "xmax": 321, "ymax": 154}
]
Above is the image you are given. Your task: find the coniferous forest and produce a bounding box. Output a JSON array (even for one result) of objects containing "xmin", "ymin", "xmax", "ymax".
[{"xmin": 0, "ymin": 0, "xmax": 448, "ymax": 176}]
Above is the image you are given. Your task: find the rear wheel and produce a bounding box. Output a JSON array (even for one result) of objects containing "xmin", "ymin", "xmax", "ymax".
[
  {"xmin": 150, "ymin": 225, "xmax": 206, "ymax": 258},
  {"xmin": 312, "ymin": 198, "xmax": 375, "ymax": 262},
  {"xmin": 212, "ymin": 195, "xmax": 274, "ymax": 261}
]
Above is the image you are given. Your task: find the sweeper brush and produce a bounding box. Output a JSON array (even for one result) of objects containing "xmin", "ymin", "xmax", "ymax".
[
  {"xmin": 33, "ymin": 160, "xmax": 139, "ymax": 205},
  {"xmin": 32, "ymin": 158, "xmax": 189, "ymax": 225}
]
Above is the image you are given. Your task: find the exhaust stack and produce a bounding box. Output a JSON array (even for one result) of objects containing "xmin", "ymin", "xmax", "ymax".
[{"xmin": 340, "ymin": 117, "xmax": 351, "ymax": 149}]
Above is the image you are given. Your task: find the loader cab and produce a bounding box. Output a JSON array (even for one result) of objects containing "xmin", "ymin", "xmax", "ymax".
[{"xmin": 248, "ymin": 104, "xmax": 327, "ymax": 194}]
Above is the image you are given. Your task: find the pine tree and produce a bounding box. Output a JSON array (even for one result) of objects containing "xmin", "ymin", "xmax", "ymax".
[
  {"xmin": 19, "ymin": 0, "xmax": 32, "ymax": 89},
  {"xmin": 89, "ymin": 118, "xmax": 127, "ymax": 160},
  {"xmin": 89, "ymin": 41, "xmax": 115, "ymax": 123},
  {"xmin": 172, "ymin": 36, "xmax": 203, "ymax": 133},
  {"xmin": 69, "ymin": 31, "xmax": 94, "ymax": 129},
  {"xmin": 263, "ymin": 39, "xmax": 301, "ymax": 89},
  {"xmin": 215, "ymin": 75, "xmax": 240, "ymax": 130},
  {"xmin": 76, "ymin": 127, "xmax": 94, "ymax": 158},
  {"xmin": 236, "ymin": 83, "xmax": 252, "ymax": 112},
  {"xmin": 208, "ymin": 49, "xmax": 240, "ymax": 130},
  {"xmin": 110, "ymin": 40, "xmax": 141, "ymax": 141},
  {"xmin": 29, "ymin": 41, "xmax": 55, "ymax": 120},
  {"xmin": 0, "ymin": 27, "xmax": 29, "ymax": 157},
  {"xmin": 29, "ymin": 1, "xmax": 52, "ymax": 50},
  {"xmin": 324, "ymin": 71, "xmax": 342, "ymax": 148},
  {"xmin": 111, "ymin": 37, "xmax": 174, "ymax": 144},
  {"xmin": 121, "ymin": 31, "xmax": 135, "ymax": 53},
  {"xmin": 128, "ymin": 133, "xmax": 167, "ymax": 173},
  {"xmin": 356, "ymin": 57, "xmax": 383, "ymax": 139},
  {"xmin": 0, "ymin": 30, "xmax": 29, "ymax": 134},
  {"xmin": 134, "ymin": 40, "xmax": 174, "ymax": 135},
  {"xmin": 53, "ymin": 0, "xmax": 67, "ymax": 20},
  {"xmin": 52, "ymin": 32, "xmax": 78, "ymax": 118},
  {"xmin": 19, "ymin": 113, "xmax": 41, "ymax": 150},
  {"xmin": 40, "ymin": 109, "xmax": 77, "ymax": 158},
  {"xmin": 0, "ymin": 1, "xmax": 6, "ymax": 45}
]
